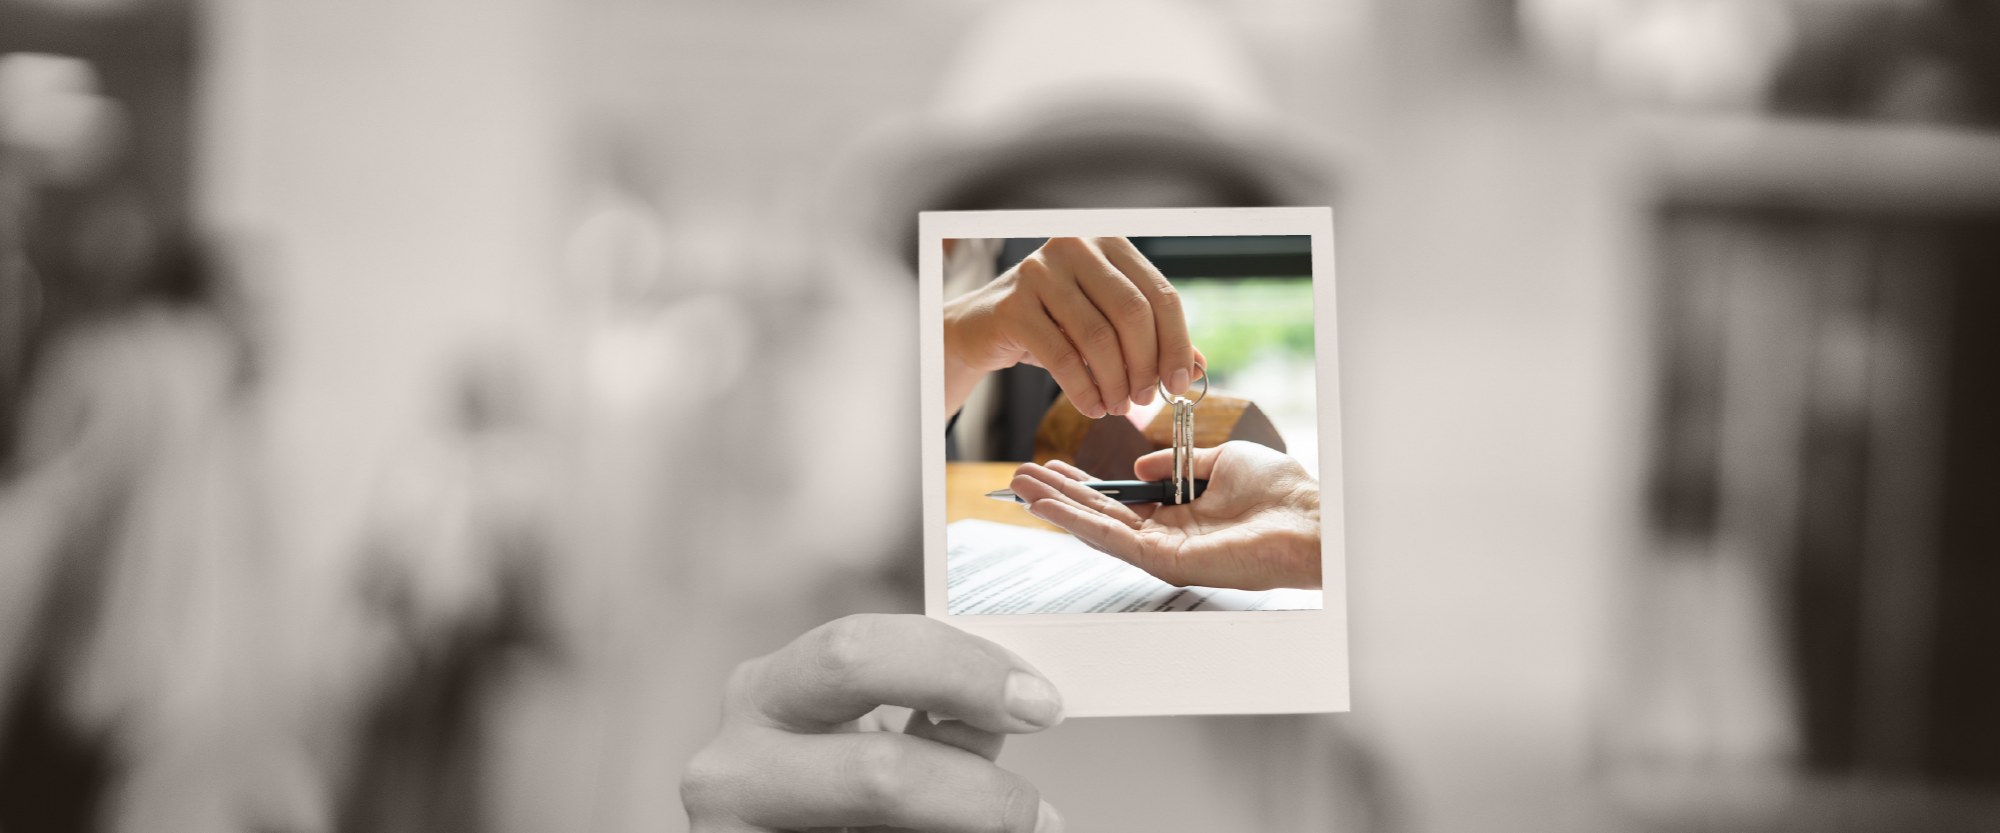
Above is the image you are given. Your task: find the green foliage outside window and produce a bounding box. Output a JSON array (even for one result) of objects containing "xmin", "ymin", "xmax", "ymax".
[{"xmin": 1177, "ymin": 277, "xmax": 1316, "ymax": 385}]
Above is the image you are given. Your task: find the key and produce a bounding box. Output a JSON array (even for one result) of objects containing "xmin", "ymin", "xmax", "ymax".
[
  {"xmin": 1172, "ymin": 393, "xmax": 1194, "ymax": 505},
  {"xmin": 1160, "ymin": 375, "xmax": 1206, "ymax": 505}
]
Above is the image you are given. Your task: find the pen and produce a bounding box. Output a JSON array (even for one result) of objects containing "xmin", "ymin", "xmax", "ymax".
[{"xmin": 985, "ymin": 478, "xmax": 1208, "ymax": 506}]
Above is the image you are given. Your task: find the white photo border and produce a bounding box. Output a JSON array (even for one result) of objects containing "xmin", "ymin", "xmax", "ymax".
[{"xmin": 920, "ymin": 207, "xmax": 1348, "ymax": 717}]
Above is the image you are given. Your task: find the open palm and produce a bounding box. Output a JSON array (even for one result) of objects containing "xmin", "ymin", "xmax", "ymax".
[{"xmin": 1010, "ymin": 441, "xmax": 1321, "ymax": 590}]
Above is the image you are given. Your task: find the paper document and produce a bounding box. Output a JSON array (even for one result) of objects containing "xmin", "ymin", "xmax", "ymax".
[{"xmin": 947, "ymin": 519, "xmax": 1322, "ymax": 615}]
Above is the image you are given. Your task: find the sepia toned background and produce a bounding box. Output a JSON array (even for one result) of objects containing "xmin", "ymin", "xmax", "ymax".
[{"xmin": 1, "ymin": 0, "xmax": 1996, "ymax": 831}]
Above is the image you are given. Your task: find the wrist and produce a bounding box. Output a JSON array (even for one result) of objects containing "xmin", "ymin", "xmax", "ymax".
[
  {"xmin": 1281, "ymin": 481, "xmax": 1322, "ymax": 588},
  {"xmin": 942, "ymin": 294, "xmax": 998, "ymax": 417},
  {"xmin": 942, "ymin": 293, "xmax": 1004, "ymax": 376},
  {"xmin": 941, "ymin": 295, "xmax": 979, "ymax": 374}
]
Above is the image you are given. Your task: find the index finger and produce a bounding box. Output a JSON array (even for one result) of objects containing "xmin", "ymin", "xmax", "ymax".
[
  {"xmin": 1014, "ymin": 307, "xmax": 1109, "ymax": 419},
  {"xmin": 1073, "ymin": 238, "xmax": 1157, "ymax": 412},
  {"xmin": 1011, "ymin": 464, "xmax": 1145, "ymax": 528},
  {"xmin": 1099, "ymin": 237, "xmax": 1196, "ymax": 395},
  {"xmin": 743, "ymin": 614, "xmax": 1065, "ymax": 736}
]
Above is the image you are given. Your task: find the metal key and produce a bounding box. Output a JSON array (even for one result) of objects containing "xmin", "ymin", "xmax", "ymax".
[
  {"xmin": 1172, "ymin": 394, "xmax": 1191, "ymax": 504},
  {"xmin": 1161, "ymin": 375, "xmax": 1207, "ymax": 505}
]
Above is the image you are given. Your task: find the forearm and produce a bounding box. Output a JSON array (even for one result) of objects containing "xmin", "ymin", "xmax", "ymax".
[
  {"xmin": 941, "ymin": 294, "xmax": 990, "ymax": 419},
  {"xmin": 943, "ymin": 354, "xmax": 982, "ymax": 421}
]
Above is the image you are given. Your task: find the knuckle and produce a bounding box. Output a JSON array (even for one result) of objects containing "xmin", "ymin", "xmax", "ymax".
[
  {"xmin": 1154, "ymin": 282, "xmax": 1183, "ymax": 308},
  {"xmin": 1014, "ymin": 256, "xmax": 1049, "ymax": 284},
  {"xmin": 1044, "ymin": 236, "xmax": 1087, "ymax": 256},
  {"xmin": 813, "ymin": 614, "xmax": 882, "ymax": 685},
  {"xmin": 678, "ymin": 743, "xmax": 734, "ymax": 816},
  {"xmin": 1114, "ymin": 288, "xmax": 1154, "ymax": 321},
  {"xmin": 1040, "ymin": 342, "xmax": 1082, "ymax": 375},
  {"xmin": 720, "ymin": 657, "xmax": 759, "ymax": 706},
  {"xmin": 1078, "ymin": 319, "xmax": 1119, "ymax": 351},
  {"xmin": 843, "ymin": 736, "xmax": 912, "ymax": 812}
]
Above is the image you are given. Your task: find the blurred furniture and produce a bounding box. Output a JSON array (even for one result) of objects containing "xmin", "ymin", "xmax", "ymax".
[
  {"xmin": 1031, "ymin": 393, "xmax": 1285, "ymax": 479},
  {"xmin": 1608, "ymin": 99, "xmax": 2000, "ymax": 833},
  {"xmin": 944, "ymin": 461, "xmax": 1061, "ymax": 531}
]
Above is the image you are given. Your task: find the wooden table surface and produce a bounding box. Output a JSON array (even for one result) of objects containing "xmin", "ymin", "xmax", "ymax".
[{"xmin": 946, "ymin": 461, "xmax": 1063, "ymax": 532}]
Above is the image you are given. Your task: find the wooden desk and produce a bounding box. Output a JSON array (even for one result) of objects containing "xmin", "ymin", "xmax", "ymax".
[{"xmin": 946, "ymin": 461, "xmax": 1062, "ymax": 532}]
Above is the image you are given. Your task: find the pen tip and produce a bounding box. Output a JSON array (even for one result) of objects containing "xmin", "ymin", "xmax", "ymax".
[{"xmin": 985, "ymin": 489, "xmax": 1019, "ymax": 502}]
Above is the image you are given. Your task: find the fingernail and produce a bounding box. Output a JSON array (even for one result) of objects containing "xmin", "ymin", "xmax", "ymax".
[
  {"xmin": 1087, "ymin": 403, "xmax": 1106, "ymax": 419},
  {"xmin": 1135, "ymin": 385, "xmax": 1155, "ymax": 406},
  {"xmin": 1004, "ymin": 671, "xmax": 1064, "ymax": 729},
  {"xmin": 1036, "ymin": 800, "xmax": 1065, "ymax": 833},
  {"xmin": 1168, "ymin": 367, "xmax": 1190, "ymax": 394}
]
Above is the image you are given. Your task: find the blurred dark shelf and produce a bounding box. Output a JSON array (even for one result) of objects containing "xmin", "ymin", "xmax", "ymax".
[
  {"xmin": 0, "ymin": 1, "xmax": 195, "ymax": 59},
  {"xmin": 1639, "ymin": 113, "xmax": 2000, "ymax": 214},
  {"xmin": 1132, "ymin": 234, "xmax": 1313, "ymax": 280},
  {"xmin": 996, "ymin": 235, "xmax": 1313, "ymax": 282},
  {"xmin": 1608, "ymin": 768, "xmax": 2000, "ymax": 833}
]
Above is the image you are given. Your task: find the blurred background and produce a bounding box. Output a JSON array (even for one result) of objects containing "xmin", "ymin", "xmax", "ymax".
[{"xmin": 0, "ymin": 0, "xmax": 1995, "ymax": 832}]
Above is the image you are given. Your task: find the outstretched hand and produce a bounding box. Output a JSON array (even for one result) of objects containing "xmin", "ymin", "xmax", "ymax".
[{"xmin": 1010, "ymin": 441, "xmax": 1321, "ymax": 591}]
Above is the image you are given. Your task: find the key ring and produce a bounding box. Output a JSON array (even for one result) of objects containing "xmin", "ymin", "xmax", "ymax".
[{"xmin": 1157, "ymin": 372, "xmax": 1208, "ymax": 405}]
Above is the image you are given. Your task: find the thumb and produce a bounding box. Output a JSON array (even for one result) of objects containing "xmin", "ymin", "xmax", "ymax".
[{"xmin": 1133, "ymin": 444, "xmax": 1223, "ymax": 481}]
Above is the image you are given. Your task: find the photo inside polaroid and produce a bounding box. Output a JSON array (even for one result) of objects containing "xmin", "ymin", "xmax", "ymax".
[{"xmin": 941, "ymin": 235, "xmax": 1323, "ymax": 615}]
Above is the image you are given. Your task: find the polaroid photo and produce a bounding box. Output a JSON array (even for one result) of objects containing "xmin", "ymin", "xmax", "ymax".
[{"xmin": 919, "ymin": 207, "xmax": 1347, "ymax": 717}]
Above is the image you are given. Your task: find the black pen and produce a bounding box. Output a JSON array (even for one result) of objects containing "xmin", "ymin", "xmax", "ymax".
[{"xmin": 985, "ymin": 478, "xmax": 1208, "ymax": 506}]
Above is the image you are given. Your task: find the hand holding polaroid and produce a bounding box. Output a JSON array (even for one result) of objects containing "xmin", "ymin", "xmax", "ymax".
[{"xmin": 921, "ymin": 207, "xmax": 1347, "ymax": 717}]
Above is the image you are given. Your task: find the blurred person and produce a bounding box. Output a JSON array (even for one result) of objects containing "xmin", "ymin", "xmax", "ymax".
[
  {"xmin": 336, "ymin": 348, "xmax": 561, "ymax": 833},
  {"xmin": 1011, "ymin": 441, "xmax": 1322, "ymax": 590},
  {"xmin": 0, "ymin": 52, "xmax": 126, "ymax": 473},
  {"xmin": 0, "ymin": 226, "xmax": 312, "ymax": 833},
  {"xmin": 673, "ymin": 2, "xmax": 1394, "ymax": 831}
]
